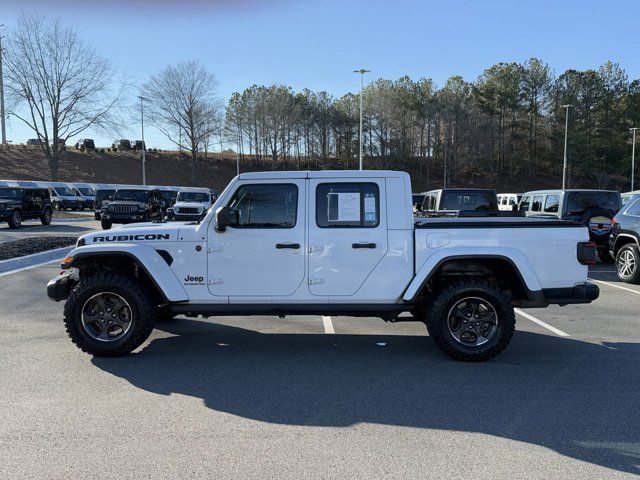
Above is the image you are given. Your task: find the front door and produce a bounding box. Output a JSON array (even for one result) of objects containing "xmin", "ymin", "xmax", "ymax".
[
  {"xmin": 208, "ymin": 180, "xmax": 306, "ymax": 297},
  {"xmin": 308, "ymin": 178, "xmax": 388, "ymax": 296}
]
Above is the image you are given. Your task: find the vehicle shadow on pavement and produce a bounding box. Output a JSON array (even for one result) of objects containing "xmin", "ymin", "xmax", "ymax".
[{"xmin": 93, "ymin": 319, "xmax": 640, "ymax": 475}]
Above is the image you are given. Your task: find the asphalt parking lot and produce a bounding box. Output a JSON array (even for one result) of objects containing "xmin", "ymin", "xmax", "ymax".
[
  {"xmin": 0, "ymin": 260, "xmax": 638, "ymax": 479},
  {"xmin": 0, "ymin": 215, "xmax": 99, "ymax": 244}
]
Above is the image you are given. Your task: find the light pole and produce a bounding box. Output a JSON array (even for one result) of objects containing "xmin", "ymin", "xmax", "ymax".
[
  {"xmin": 138, "ymin": 95, "xmax": 149, "ymax": 185},
  {"xmin": 0, "ymin": 25, "xmax": 7, "ymax": 145},
  {"xmin": 353, "ymin": 68, "xmax": 370, "ymax": 170},
  {"xmin": 561, "ymin": 104, "xmax": 572, "ymax": 189},
  {"xmin": 631, "ymin": 127, "xmax": 638, "ymax": 191}
]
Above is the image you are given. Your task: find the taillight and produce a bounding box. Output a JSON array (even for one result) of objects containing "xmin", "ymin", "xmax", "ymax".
[{"xmin": 577, "ymin": 241, "xmax": 597, "ymax": 265}]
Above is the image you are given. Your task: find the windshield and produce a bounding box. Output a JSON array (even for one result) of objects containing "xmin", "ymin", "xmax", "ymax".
[
  {"xmin": 54, "ymin": 187, "xmax": 74, "ymax": 196},
  {"xmin": 78, "ymin": 187, "xmax": 95, "ymax": 196},
  {"xmin": 565, "ymin": 192, "xmax": 621, "ymax": 215},
  {"xmin": 0, "ymin": 188, "xmax": 24, "ymax": 200},
  {"xmin": 159, "ymin": 191, "xmax": 177, "ymax": 203},
  {"xmin": 412, "ymin": 194, "xmax": 425, "ymax": 206},
  {"xmin": 441, "ymin": 190, "xmax": 498, "ymax": 211},
  {"xmin": 113, "ymin": 190, "xmax": 149, "ymax": 202},
  {"xmin": 177, "ymin": 192, "xmax": 210, "ymax": 203},
  {"xmin": 95, "ymin": 189, "xmax": 115, "ymax": 203}
]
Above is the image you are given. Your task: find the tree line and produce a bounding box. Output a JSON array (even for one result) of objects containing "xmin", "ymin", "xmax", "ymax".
[
  {"xmin": 3, "ymin": 14, "xmax": 639, "ymax": 189},
  {"xmin": 225, "ymin": 60, "xmax": 640, "ymax": 189}
]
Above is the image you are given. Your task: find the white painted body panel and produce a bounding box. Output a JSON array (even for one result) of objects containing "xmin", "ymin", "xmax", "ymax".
[{"xmin": 68, "ymin": 170, "xmax": 592, "ymax": 308}]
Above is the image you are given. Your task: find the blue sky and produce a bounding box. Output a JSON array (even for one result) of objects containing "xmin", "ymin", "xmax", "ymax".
[{"xmin": 2, "ymin": 0, "xmax": 639, "ymax": 149}]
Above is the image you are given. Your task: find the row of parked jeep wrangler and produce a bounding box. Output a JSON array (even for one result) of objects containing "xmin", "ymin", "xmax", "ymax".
[
  {"xmin": 412, "ymin": 187, "xmax": 640, "ymax": 284},
  {"xmin": 0, "ymin": 179, "xmax": 216, "ymax": 231}
]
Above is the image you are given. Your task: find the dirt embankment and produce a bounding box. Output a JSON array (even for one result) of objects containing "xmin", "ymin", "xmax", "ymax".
[{"xmin": 0, "ymin": 146, "xmax": 562, "ymax": 193}]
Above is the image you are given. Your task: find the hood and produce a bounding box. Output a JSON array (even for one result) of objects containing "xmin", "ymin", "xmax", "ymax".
[
  {"xmin": 108, "ymin": 200, "xmax": 145, "ymax": 205},
  {"xmin": 0, "ymin": 198, "xmax": 18, "ymax": 205},
  {"xmin": 78, "ymin": 223, "xmax": 184, "ymax": 245},
  {"xmin": 56, "ymin": 195, "xmax": 79, "ymax": 201},
  {"xmin": 172, "ymin": 201, "xmax": 210, "ymax": 209}
]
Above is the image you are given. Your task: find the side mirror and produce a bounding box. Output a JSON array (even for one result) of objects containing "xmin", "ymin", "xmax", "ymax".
[{"xmin": 215, "ymin": 206, "xmax": 238, "ymax": 232}]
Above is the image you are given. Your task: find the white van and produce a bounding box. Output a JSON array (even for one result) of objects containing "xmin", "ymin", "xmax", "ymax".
[{"xmin": 497, "ymin": 193, "xmax": 522, "ymax": 211}]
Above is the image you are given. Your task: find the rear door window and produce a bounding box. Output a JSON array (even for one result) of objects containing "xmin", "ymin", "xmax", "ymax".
[{"xmin": 316, "ymin": 183, "xmax": 379, "ymax": 228}]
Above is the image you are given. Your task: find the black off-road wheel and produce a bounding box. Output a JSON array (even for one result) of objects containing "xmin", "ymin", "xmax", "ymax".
[
  {"xmin": 8, "ymin": 210, "xmax": 22, "ymax": 229},
  {"xmin": 616, "ymin": 244, "xmax": 640, "ymax": 284},
  {"xmin": 425, "ymin": 278, "xmax": 515, "ymax": 362},
  {"xmin": 101, "ymin": 219, "xmax": 112, "ymax": 230},
  {"xmin": 40, "ymin": 208, "xmax": 52, "ymax": 225},
  {"xmin": 63, "ymin": 273, "xmax": 156, "ymax": 356}
]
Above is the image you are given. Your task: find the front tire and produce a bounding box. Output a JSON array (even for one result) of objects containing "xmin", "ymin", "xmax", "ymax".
[
  {"xmin": 41, "ymin": 208, "xmax": 52, "ymax": 225},
  {"xmin": 8, "ymin": 210, "xmax": 22, "ymax": 229},
  {"xmin": 616, "ymin": 244, "xmax": 640, "ymax": 284},
  {"xmin": 101, "ymin": 219, "xmax": 112, "ymax": 230},
  {"xmin": 63, "ymin": 273, "xmax": 156, "ymax": 356},
  {"xmin": 425, "ymin": 279, "xmax": 515, "ymax": 362}
]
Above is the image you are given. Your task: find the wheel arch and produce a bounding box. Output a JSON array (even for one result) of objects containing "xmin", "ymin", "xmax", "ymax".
[
  {"xmin": 65, "ymin": 245, "xmax": 188, "ymax": 303},
  {"xmin": 403, "ymin": 252, "xmax": 544, "ymax": 306},
  {"xmin": 612, "ymin": 231, "xmax": 640, "ymax": 256}
]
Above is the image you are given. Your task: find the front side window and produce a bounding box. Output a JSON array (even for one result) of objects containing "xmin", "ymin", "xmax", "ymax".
[
  {"xmin": 228, "ymin": 184, "xmax": 298, "ymax": 228},
  {"xmin": 316, "ymin": 183, "xmax": 379, "ymax": 228},
  {"xmin": 544, "ymin": 195, "xmax": 560, "ymax": 213}
]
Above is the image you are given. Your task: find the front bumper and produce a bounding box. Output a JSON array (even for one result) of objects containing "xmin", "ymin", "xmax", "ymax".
[
  {"xmin": 47, "ymin": 273, "xmax": 77, "ymax": 302},
  {"xmin": 101, "ymin": 212, "xmax": 145, "ymax": 223}
]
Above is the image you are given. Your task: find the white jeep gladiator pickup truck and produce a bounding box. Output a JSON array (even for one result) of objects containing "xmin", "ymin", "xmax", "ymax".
[{"xmin": 48, "ymin": 170, "xmax": 599, "ymax": 361}]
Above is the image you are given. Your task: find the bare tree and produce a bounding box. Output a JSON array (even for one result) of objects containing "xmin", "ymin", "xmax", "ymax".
[
  {"xmin": 4, "ymin": 14, "xmax": 124, "ymax": 180},
  {"xmin": 142, "ymin": 61, "xmax": 220, "ymax": 183}
]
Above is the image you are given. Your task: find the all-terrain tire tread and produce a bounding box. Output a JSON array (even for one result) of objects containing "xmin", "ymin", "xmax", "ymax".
[
  {"xmin": 63, "ymin": 273, "xmax": 155, "ymax": 357},
  {"xmin": 426, "ymin": 278, "xmax": 515, "ymax": 362}
]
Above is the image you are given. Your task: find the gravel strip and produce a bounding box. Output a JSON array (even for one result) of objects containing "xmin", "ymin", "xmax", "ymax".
[{"xmin": 0, "ymin": 236, "xmax": 77, "ymax": 261}]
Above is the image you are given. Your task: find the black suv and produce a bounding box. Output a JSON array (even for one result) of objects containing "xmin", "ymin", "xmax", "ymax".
[
  {"xmin": 94, "ymin": 189, "xmax": 116, "ymax": 220},
  {"xmin": 609, "ymin": 198, "xmax": 640, "ymax": 283},
  {"xmin": 0, "ymin": 187, "xmax": 53, "ymax": 229},
  {"xmin": 75, "ymin": 139, "xmax": 95, "ymax": 151},
  {"xmin": 100, "ymin": 188, "xmax": 165, "ymax": 230},
  {"xmin": 112, "ymin": 139, "xmax": 131, "ymax": 151}
]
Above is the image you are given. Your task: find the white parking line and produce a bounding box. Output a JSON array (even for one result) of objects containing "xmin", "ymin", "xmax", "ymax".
[
  {"xmin": 514, "ymin": 308, "xmax": 569, "ymax": 337},
  {"xmin": 589, "ymin": 278, "xmax": 640, "ymax": 296},
  {"xmin": 0, "ymin": 257, "xmax": 64, "ymax": 277},
  {"xmin": 322, "ymin": 315, "xmax": 335, "ymax": 334}
]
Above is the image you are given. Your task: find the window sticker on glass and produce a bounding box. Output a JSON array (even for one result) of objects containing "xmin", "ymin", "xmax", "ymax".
[
  {"xmin": 364, "ymin": 194, "xmax": 376, "ymax": 221},
  {"xmin": 328, "ymin": 192, "xmax": 361, "ymax": 221}
]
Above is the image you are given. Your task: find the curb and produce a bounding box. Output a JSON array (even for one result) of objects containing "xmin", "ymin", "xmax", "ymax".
[{"xmin": 0, "ymin": 246, "xmax": 74, "ymax": 276}]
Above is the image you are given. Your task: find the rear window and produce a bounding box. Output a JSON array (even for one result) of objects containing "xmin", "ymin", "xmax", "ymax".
[
  {"xmin": 316, "ymin": 183, "xmax": 379, "ymax": 228},
  {"xmin": 565, "ymin": 192, "xmax": 621, "ymax": 215},
  {"xmin": 440, "ymin": 191, "xmax": 498, "ymax": 211}
]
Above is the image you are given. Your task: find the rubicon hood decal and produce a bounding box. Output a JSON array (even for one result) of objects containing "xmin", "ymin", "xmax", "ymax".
[{"xmin": 91, "ymin": 233, "xmax": 171, "ymax": 242}]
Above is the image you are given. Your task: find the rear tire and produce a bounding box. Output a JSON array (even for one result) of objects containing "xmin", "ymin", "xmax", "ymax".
[
  {"xmin": 101, "ymin": 219, "xmax": 112, "ymax": 230},
  {"xmin": 8, "ymin": 210, "xmax": 22, "ymax": 229},
  {"xmin": 425, "ymin": 278, "xmax": 515, "ymax": 362},
  {"xmin": 63, "ymin": 273, "xmax": 156, "ymax": 356},
  {"xmin": 616, "ymin": 244, "xmax": 640, "ymax": 284},
  {"xmin": 40, "ymin": 208, "xmax": 52, "ymax": 225}
]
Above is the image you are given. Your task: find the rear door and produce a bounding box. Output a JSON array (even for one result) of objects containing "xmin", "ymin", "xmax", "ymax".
[{"xmin": 308, "ymin": 178, "xmax": 387, "ymax": 296}]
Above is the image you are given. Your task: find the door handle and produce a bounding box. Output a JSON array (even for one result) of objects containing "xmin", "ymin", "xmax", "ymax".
[
  {"xmin": 352, "ymin": 242, "xmax": 377, "ymax": 249},
  {"xmin": 276, "ymin": 243, "xmax": 301, "ymax": 249}
]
